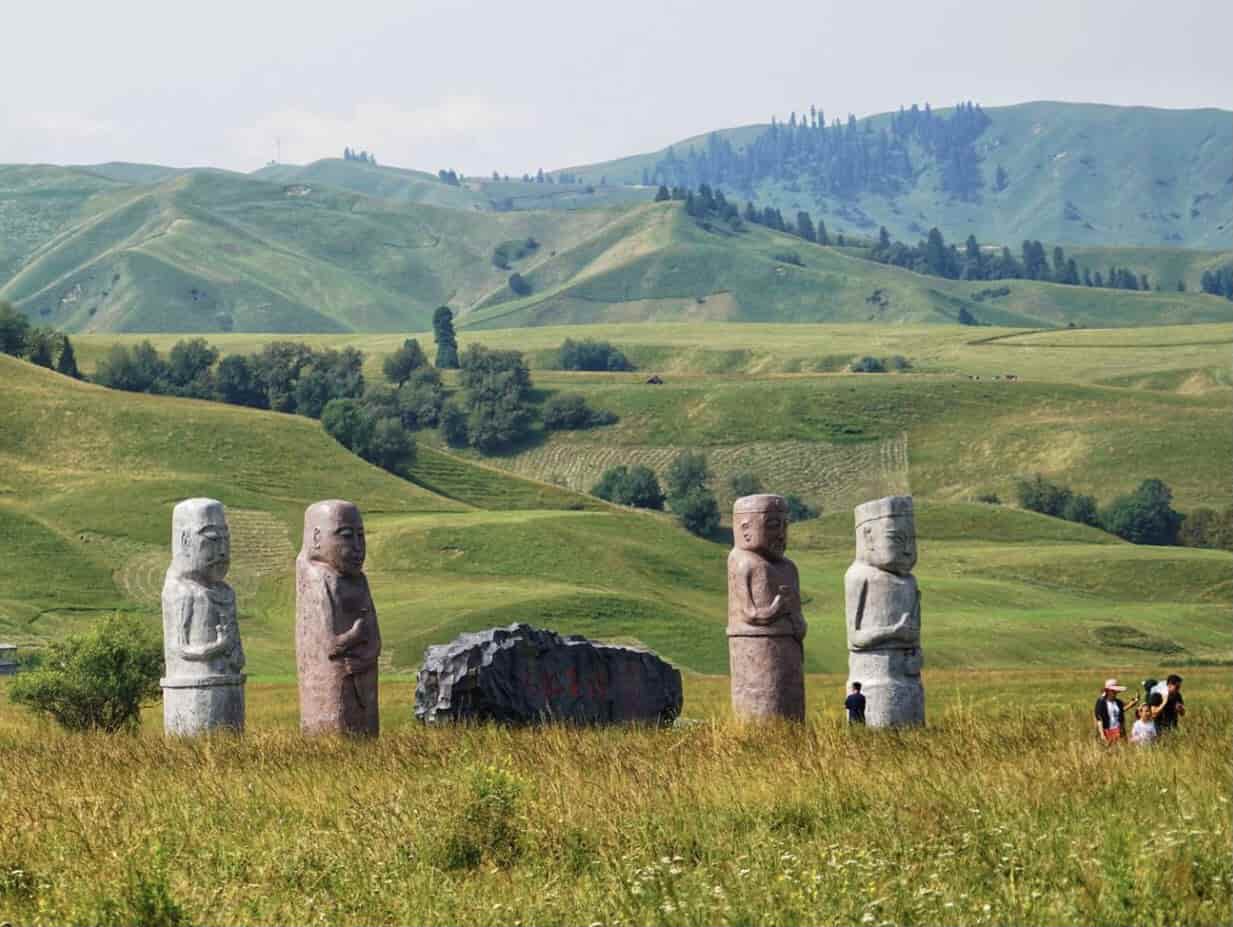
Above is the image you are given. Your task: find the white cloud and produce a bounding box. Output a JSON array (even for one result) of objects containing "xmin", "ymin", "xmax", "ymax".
[{"xmin": 228, "ymin": 97, "xmax": 535, "ymax": 168}]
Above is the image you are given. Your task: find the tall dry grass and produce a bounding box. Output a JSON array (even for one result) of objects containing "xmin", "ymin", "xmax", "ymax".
[{"xmin": 0, "ymin": 672, "xmax": 1229, "ymax": 926}]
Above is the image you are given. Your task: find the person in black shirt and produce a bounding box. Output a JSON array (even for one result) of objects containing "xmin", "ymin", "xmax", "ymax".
[
  {"xmin": 1152, "ymin": 674, "xmax": 1186, "ymax": 732},
  {"xmin": 845, "ymin": 681, "xmax": 866, "ymax": 725}
]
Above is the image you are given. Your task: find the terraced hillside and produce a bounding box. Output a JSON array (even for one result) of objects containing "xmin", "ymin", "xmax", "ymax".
[
  {"xmin": 2, "ymin": 353, "xmax": 1229, "ymax": 675},
  {"xmin": 72, "ymin": 321, "xmax": 1233, "ymax": 516},
  {"xmin": 556, "ymin": 101, "xmax": 1233, "ymax": 249}
]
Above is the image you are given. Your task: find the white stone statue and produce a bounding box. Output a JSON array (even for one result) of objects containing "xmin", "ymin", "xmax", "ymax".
[
  {"xmin": 160, "ymin": 498, "xmax": 246, "ymax": 735},
  {"xmin": 844, "ymin": 495, "xmax": 924, "ymax": 727}
]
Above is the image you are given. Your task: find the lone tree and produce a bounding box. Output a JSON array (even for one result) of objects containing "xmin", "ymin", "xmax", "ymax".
[
  {"xmin": 383, "ymin": 338, "xmax": 428, "ymax": 387},
  {"xmin": 55, "ymin": 335, "xmax": 81, "ymax": 378},
  {"xmin": 9, "ymin": 613, "xmax": 163, "ymax": 733},
  {"xmin": 433, "ymin": 306, "xmax": 460, "ymax": 369}
]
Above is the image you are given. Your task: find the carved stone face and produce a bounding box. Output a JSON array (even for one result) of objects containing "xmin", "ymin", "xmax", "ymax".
[
  {"xmin": 307, "ymin": 501, "xmax": 366, "ymax": 576},
  {"xmin": 172, "ymin": 498, "xmax": 230, "ymax": 583},
  {"xmin": 737, "ymin": 510, "xmax": 788, "ymax": 561},
  {"xmin": 858, "ymin": 514, "xmax": 917, "ymax": 574}
]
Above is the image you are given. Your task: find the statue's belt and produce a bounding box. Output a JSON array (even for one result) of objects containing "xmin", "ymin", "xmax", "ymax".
[{"xmin": 160, "ymin": 674, "xmax": 246, "ymax": 688}]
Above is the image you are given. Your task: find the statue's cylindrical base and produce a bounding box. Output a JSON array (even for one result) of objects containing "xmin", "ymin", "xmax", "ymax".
[
  {"xmin": 161, "ymin": 675, "xmax": 246, "ymax": 736},
  {"xmin": 728, "ymin": 635, "xmax": 805, "ymax": 721},
  {"xmin": 847, "ymin": 650, "xmax": 924, "ymax": 727}
]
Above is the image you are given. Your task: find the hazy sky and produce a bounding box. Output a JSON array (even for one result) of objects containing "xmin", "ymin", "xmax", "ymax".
[{"xmin": 2, "ymin": 0, "xmax": 1229, "ymax": 175}]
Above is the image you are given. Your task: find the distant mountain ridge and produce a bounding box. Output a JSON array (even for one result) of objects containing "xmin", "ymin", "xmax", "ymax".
[{"xmin": 552, "ymin": 101, "xmax": 1233, "ymax": 250}]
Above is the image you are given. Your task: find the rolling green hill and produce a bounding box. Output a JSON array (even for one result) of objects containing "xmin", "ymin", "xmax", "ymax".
[
  {"xmin": 555, "ymin": 101, "xmax": 1233, "ymax": 249},
  {"xmin": 0, "ymin": 169, "xmax": 631, "ymax": 333},
  {"xmin": 1, "ymin": 353, "xmax": 1229, "ymax": 676},
  {"xmin": 463, "ymin": 203, "xmax": 1233, "ymax": 329},
  {"xmin": 2, "ymin": 161, "xmax": 1230, "ymax": 333}
]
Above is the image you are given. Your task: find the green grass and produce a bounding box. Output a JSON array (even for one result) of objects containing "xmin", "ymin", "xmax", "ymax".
[
  {"xmin": 0, "ymin": 670, "xmax": 1229, "ymax": 926},
  {"xmin": 2, "ymin": 353, "xmax": 1229, "ymax": 679},
  {"xmin": 71, "ymin": 321, "xmax": 1233, "ymax": 515},
  {"xmin": 559, "ymin": 101, "xmax": 1233, "ymax": 250}
]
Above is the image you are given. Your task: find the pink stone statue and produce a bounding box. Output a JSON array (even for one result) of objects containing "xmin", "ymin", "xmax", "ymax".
[
  {"xmin": 295, "ymin": 500, "xmax": 382, "ymax": 735},
  {"xmin": 727, "ymin": 494, "xmax": 807, "ymax": 720}
]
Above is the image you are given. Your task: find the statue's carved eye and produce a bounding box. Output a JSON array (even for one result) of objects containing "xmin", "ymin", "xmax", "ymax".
[{"xmin": 338, "ymin": 527, "xmax": 355, "ymax": 538}]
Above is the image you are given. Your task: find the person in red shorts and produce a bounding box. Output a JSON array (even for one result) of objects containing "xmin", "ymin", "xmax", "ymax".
[{"xmin": 1093, "ymin": 678, "xmax": 1134, "ymax": 744}]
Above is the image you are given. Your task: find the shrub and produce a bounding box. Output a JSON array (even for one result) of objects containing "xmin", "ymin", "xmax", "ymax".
[
  {"xmin": 1177, "ymin": 506, "xmax": 1233, "ymax": 550},
  {"xmin": 0, "ymin": 300, "xmax": 30, "ymax": 356},
  {"xmin": 784, "ymin": 494, "xmax": 819, "ymax": 521},
  {"xmin": 9, "ymin": 613, "xmax": 162, "ymax": 733},
  {"xmin": 543, "ymin": 393, "xmax": 616, "ymax": 430},
  {"xmin": 591, "ymin": 465, "xmax": 665, "ymax": 509},
  {"xmin": 1016, "ymin": 474, "xmax": 1073, "ymax": 518},
  {"xmin": 887, "ymin": 355, "xmax": 912, "ymax": 371},
  {"xmin": 1101, "ymin": 479, "xmax": 1183, "ymax": 546},
  {"xmin": 440, "ymin": 399, "xmax": 469, "ymax": 447},
  {"xmin": 382, "ymin": 338, "xmax": 429, "ymax": 387},
  {"xmin": 850, "ymin": 356, "xmax": 886, "ymax": 373},
  {"xmin": 975, "ymin": 493, "xmax": 1001, "ymax": 505},
  {"xmin": 665, "ymin": 451, "xmax": 710, "ymax": 500},
  {"xmin": 673, "ymin": 487, "xmax": 721, "ymax": 537},
  {"xmin": 558, "ymin": 338, "xmax": 633, "ymax": 372},
  {"xmin": 728, "ymin": 472, "xmax": 764, "ymax": 499},
  {"xmin": 1061, "ymin": 493, "xmax": 1099, "ymax": 527},
  {"xmin": 509, "ymin": 272, "xmax": 532, "ymax": 296},
  {"xmin": 772, "ymin": 251, "xmax": 804, "ymax": 266},
  {"xmin": 432, "ymin": 764, "xmax": 525, "ymax": 871}
]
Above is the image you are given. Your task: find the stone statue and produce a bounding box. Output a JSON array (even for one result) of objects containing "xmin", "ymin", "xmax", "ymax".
[
  {"xmin": 160, "ymin": 498, "xmax": 246, "ymax": 735},
  {"xmin": 295, "ymin": 500, "xmax": 381, "ymax": 736},
  {"xmin": 727, "ymin": 494, "xmax": 806, "ymax": 720},
  {"xmin": 845, "ymin": 495, "xmax": 924, "ymax": 727}
]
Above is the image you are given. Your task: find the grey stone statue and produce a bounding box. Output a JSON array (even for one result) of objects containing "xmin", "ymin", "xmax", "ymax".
[
  {"xmin": 160, "ymin": 498, "xmax": 246, "ymax": 735},
  {"xmin": 295, "ymin": 500, "xmax": 382, "ymax": 736},
  {"xmin": 845, "ymin": 495, "xmax": 924, "ymax": 727},
  {"xmin": 727, "ymin": 494, "xmax": 807, "ymax": 720}
]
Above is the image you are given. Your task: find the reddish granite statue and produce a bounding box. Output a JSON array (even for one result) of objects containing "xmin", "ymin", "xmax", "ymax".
[
  {"xmin": 727, "ymin": 494, "xmax": 807, "ymax": 720},
  {"xmin": 295, "ymin": 500, "xmax": 382, "ymax": 735}
]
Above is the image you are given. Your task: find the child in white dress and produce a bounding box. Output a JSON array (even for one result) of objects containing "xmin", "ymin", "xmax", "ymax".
[{"xmin": 1130, "ymin": 704, "xmax": 1157, "ymax": 745}]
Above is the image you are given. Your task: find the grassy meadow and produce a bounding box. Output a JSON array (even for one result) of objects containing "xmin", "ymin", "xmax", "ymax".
[
  {"xmin": 0, "ymin": 671, "xmax": 1229, "ymax": 926},
  {"xmin": 3, "ymin": 319, "xmax": 1232, "ymax": 925}
]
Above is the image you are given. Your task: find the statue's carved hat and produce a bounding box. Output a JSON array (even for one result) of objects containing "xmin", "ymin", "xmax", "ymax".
[
  {"xmin": 733, "ymin": 493, "xmax": 788, "ymax": 516},
  {"xmin": 854, "ymin": 495, "xmax": 914, "ymax": 527}
]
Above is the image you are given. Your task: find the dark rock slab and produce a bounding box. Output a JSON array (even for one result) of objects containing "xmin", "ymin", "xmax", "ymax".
[{"xmin": 415, "ymin": 623, "xmax": 683, "ymax": 725}]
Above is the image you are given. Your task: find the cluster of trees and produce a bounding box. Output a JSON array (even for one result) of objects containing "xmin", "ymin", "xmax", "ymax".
[
  {"xmin": 1200, "ymin": 266, "xmax": 1233, "ymax": 300},
  {"xmin": 649, "ymin": 101, "xmax": 990, "ymax": 201},
  {"xmin": 95, "ymin": 338, "xmax": 366, "ymax": 413},
  {"xmin": 592, "ymin": 465, "xmax": 665, "ymax": 510},
  {"xmin": 0, "ymin": 302, "xmax": 80, "ymax": 377},
  {"xmin": 437, "ymin": 169, "xmax": 463, "ymax": 186},
  {"xmin": 594, "ymin": 451, "xmax": 721, "ymax": 535},
  {"xmin": 492, "ymin": 238, "xmax": 539, "ymax": 269},
  {"xmin": 342, "ymin": 148, "xmax": 376, "ymax": 165},
  {"xmin": 1014, "ymin": 474, "xmax": 1218, "ymax": 547},
  {"xmin": 655, "ymin": 183, "xmax": 744, "ymax": 232},
  {"xmin": 867, "ymin": 227, "xmax": 1151, "ymax": 290},
  {"xmin": 557, "ymin": 338, "xmax": 633, "ymax": 371},
  {"xmin": 542, "ymin": 393, "xmax": 617, "ymax": 430},
  {"xmin": 851, "ymin": 355, "xmax": 911, "ymax": 373},
  {"xmin": 744, "ymin": 203, "xmax": 831, "ymax": 245},
  {"xmin": 591, "ymin": 458, "xmax": 818, "ymax": 536}
]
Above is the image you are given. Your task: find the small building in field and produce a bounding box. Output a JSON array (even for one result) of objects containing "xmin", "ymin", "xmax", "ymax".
[{"xmin": 0, "ymin": 644, "xmax": 16, "ymax": 676}]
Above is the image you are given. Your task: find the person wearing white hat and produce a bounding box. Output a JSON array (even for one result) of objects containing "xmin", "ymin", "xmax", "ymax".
[{"xmin": 1093, "ymin": 678, "xmax": 1136, "ymax": 744}]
